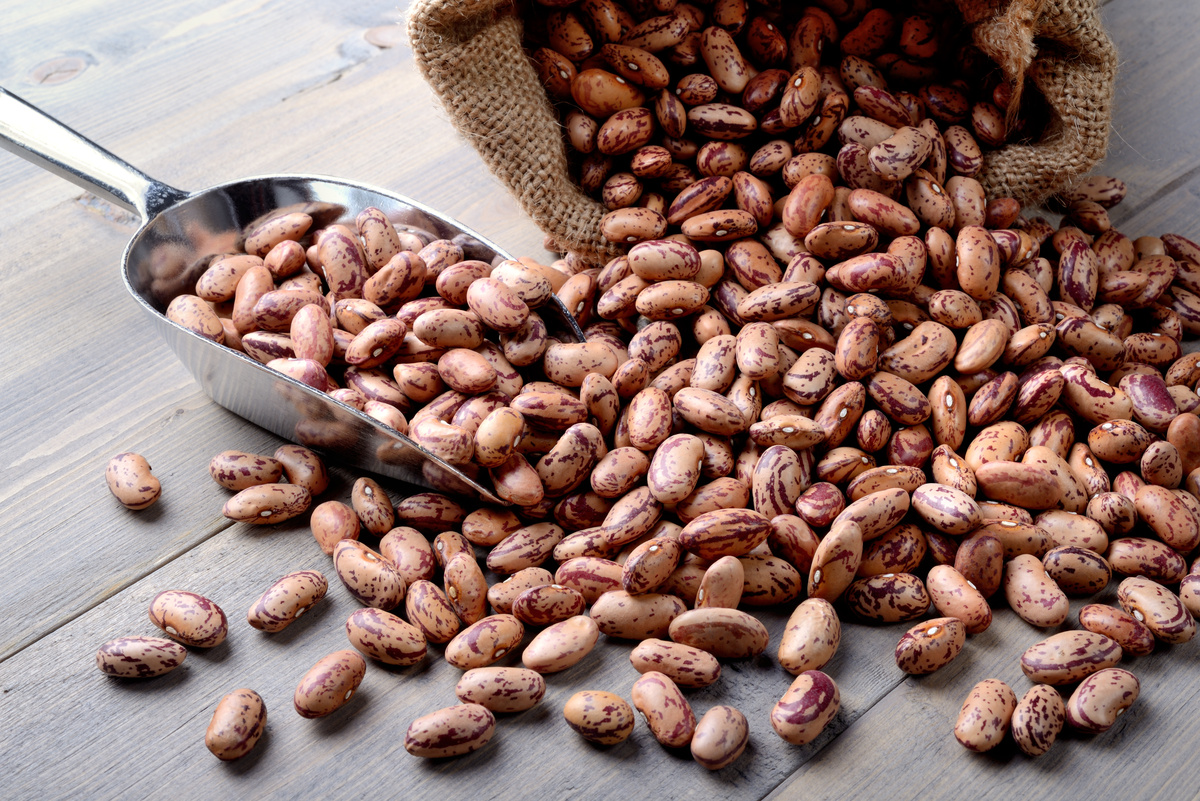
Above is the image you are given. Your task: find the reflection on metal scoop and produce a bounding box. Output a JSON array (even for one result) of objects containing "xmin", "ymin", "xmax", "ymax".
[{"xmin": 0, "ymin": 87, "xmax": 585, "ymax": 504}]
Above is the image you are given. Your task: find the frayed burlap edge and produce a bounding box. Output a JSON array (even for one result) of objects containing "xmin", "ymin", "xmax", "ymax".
[
  {"xmin": 407, "ymin": 0, "xmax": 622, "ymax": 263},
  {"xmin": 965, "ymin": 0, "xmax": 1118, "ymax": 205}
]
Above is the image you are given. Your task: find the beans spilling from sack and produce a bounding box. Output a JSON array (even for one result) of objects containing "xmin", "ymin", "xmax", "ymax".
[
  {"xmin": 102, "ymin": 0, "xmax": 1200, "ymax": 766},
  {"xmin": 112, "ymin": 178, "xmax": 1200, "ymax": 763}
]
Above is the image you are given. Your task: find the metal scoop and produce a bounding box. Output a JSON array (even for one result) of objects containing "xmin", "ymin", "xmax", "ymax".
[{"xmin": 0, "ymin": 87, "xmax": 585, "ymax": 504}]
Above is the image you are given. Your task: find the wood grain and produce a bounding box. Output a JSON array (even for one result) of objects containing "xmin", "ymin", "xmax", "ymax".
[
  {"xmin": 766, "ymin": 592, "xmax": 1200, "ymax": 800},
  {"xmin": 0, "ymin": 494, "xmax": 913, "ymax": 799},
  {"xmin": 1101, "ymin": 0, "xmax": 1200, "ymax": 232},
  {"xmin": 2, "ymin": 0, "xmax": 1200, "ymax": 798}
]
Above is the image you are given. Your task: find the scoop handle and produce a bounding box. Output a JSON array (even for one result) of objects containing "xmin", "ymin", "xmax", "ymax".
[{"xmin": 0, "ymin": 86, "xmax": 187, "ymax": 220}]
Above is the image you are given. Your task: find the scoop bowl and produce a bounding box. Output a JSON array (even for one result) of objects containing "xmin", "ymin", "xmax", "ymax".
[{"xmin": 0, "ymin": 86, "xmax": 581, "ymax": 503}]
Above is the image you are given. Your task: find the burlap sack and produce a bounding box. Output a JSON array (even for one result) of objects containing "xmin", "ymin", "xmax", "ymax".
[
  {"xmin": 407, "ymin": 0, "xmax": 623, "ymax": 263},
  {"xmin": 959, "ymin": 0, "xmax": 1118, "ymax": 205},
  {"xmin": 407, "ymin": 0, "xmax": 1117, "ymax": 263}
]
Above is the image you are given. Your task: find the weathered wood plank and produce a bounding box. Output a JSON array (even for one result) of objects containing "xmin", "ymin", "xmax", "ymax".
[
  {"xmin": 0, "ymin": 496, "xmax": 913, "ymax": 800},
  {"xmin": 1098, "ymin": 0, "xmax": 1200, "ymax": 231},
  {"xmin": 764, "ymin": 591, "xmax": 1200, "ymax": 800},
  {"xmin": 3, "ymin": 0, "xmax": 1200, "ymax": 798}
]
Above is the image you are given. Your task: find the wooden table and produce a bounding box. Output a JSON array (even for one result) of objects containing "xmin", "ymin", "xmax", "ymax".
[{"xmin": 2, "ymin": 1, "xmax": 1199, "ymax": 798}]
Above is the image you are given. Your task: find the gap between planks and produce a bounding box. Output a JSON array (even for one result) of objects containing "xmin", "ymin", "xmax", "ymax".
[
  {"xmin": 0, "ymin": 516, "xmax": 238, "ymax": 666},
  {"xmin": 758, "ymin": 670, "xmax": 913, "ymax": 800}
]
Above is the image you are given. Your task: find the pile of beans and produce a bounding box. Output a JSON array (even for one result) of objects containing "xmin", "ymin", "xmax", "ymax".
[
  {"xmin": 523, "ymin": 0, "xmax": 1050, "ymax": 248},
  {"xmin": 100, "ymin": 0, "xmax": 1200, "ymax": 767}
]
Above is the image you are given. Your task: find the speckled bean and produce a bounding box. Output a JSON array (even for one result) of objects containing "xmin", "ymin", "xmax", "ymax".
[
  {"xmin": 404, "ymin": 580, "xmax": 461, "ymax": 643},
  {"xmin": 148, "ymin": 590, "xmax": 228, "ymax": 648},
  {"xmin": 770, "ymin": 670, "xmax": 840, "ymax": 745},
  {"xmin": 632, "ymin": 670, "xmax": 697, "ymax": 747},
  {"xmin": 205, "ymin": 689, "xmax": 267, "ymax": 761},
  {"xmin": 695, "ymin": 555, "xmax": 744, "ymax": 609},
  {"xmin": 925, "ymin": 565, "xmax": 992, "ymax": 634},
  {"xmin": 222, "ymin": 483, "xmax": 311, "ymax": 525},
  {"xmin": 405, "ymin": 703, "xmax": 496, "ymax": 757},
  {"xmin": 1078, "ymin": 603, "xmax": 1156, "ymax": 657},
  {"xmin": 95, "ymin": 636, "xmax": 186, "ymax": 678},
  {"xmin": 1004, "ymin": 554, "xmax": 1070, "ymax": 627},
  {"xmin": 105, "ymin": 452, "xmax": 162, "ymax": 510},
  {"xmin": 1042, "ymin": 546, "xmax": 1111, "ymax": 595},
  {"xmin": 521, "ymin": 615, "xmax": 600, "ymax": 673},
  {"xmin": 691, "ymin": 705, "xmax": 749, "ymax": 770},
  {"xmin": 590, "ymin": 590, "xmax": 686, "ymax": 639},
  {"xmin": 1065, "ymin": 668, "xmax": 1139, "ymax": 733},
  {"xmin": 208, "ymin": 450, "xmax": 284, "ymax": 491},
  {"xmin": 274, "ymin": 444, "xmax": 328, "ymax": 496},
  {"xmin": 844, "ymin": 573, "xmax": 930, "ymax": 624},
  {"xmin": 1117, "ymin": 577, "xmax": 1196, "ymax": 644},
  {"xmin": 667, "ymin": 607, "xmax": 769, "ymax": 659},
  {"xmin": 628, "ymin": 637, "xmax": 722, "ymax": 688},
  {"xmin": 1107, "ymin": 537, "xmax": 1188, "ymax": 584},
  {"xmin": 293, "ymin": 649, "xmax": 366, "ymax": 718},
  {"xmin": 563, "ymin": 690, "xmax": 636, "ymax": 745},
  {"xmin": 455, "ymin": 667, "xmax": 546, "ymax": 713},
  {"xmin": 1010, "ymin": 684, "xmax": 1065, "ymax": 757},
  {"xmin": 444, "ymin": 614, "xmax": 525, "ymax": 670},
  {"xmin": 345, "ymin": 607, "xmax": 427, "ymax": 666},
  {"xmin": 1020, "ymin": 631, "xmax": 1123, "ymax": 685},
  {"xmin": 555, "ymin": 557, "xmax": 624, "ymax": 604},
  {"xmin": 894, "ymin": 617, "xmax": 966, "ymax": 674},
  {"xmin": 247, "ymin": 570, "xmax": 328, "ymax": 632},
  {"xmin": 911, "ymin": 483, "xmax": 980, "ymax": 536},
  {"xmin": 954, "ymin": 679, "xmax": 1016, "ymax": 752},
  {"xmin": 778, "ymin": 598, "xmax": 841, "ymax": 674},
  {"xmin": 333, "ymin": 540, "xmax": 406, "ymax": 610}
]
